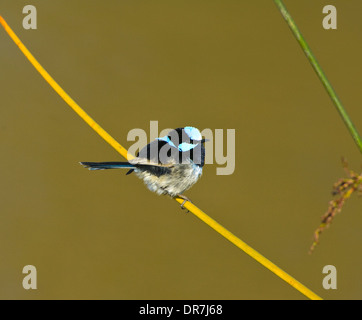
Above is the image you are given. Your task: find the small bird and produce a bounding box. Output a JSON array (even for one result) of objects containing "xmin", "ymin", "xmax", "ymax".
[{"xmin": 80, "ymin": 127, "xmax": 206, "ymax": 207}]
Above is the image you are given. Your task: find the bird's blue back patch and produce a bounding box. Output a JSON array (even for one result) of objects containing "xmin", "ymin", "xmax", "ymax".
[{"xmin": 157, "ymin": 136, "xmax": 177, "ymax": 149}]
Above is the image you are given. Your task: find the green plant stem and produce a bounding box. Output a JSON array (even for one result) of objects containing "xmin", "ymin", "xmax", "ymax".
[{"xmin": 274, "ymin": 0, "xmax": 362, "ymax": 154}]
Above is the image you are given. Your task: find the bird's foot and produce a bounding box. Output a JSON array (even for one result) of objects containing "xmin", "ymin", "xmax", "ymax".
[{"xmin": 176, "ymin": 194, "xmax": 192, "ymax": 212}]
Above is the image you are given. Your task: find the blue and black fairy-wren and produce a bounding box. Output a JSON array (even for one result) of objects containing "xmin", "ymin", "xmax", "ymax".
[{"xmin": 80, "ymin": 127, "xmax": 206, "ymax": 206}]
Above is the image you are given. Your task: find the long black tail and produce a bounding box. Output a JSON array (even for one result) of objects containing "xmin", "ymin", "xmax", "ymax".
[{"xmin": 80, "ymin": 162, "xmax": 135, "ymax": 170}]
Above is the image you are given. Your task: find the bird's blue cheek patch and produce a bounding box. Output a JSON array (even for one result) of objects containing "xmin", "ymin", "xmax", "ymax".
[{"xmin": 178, "ymin": 142, "xmax": 197, "ymax": 152}]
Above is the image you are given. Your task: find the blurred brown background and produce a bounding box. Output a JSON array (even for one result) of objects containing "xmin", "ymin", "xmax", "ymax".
[{"xmin": 1, "ymin": 0, "xmax": 361, "ymax": 299}]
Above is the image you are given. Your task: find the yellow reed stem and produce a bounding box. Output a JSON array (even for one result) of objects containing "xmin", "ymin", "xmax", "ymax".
[
  {"xmin": 0, "ymin": 16, "xmax": 322, "ymax": 300},
  {"xmin": 176, "ymin": 199, "xmax": 322, "ymax": 300},
  {"xmin": 0, "ymin": 16, "xmax": 132, "ymax": 161}
]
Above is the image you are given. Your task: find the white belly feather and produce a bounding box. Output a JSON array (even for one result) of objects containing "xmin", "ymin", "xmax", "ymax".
[{"xmin": 134, "ymin": 163, "xmax": 203, "ymax": 197}]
